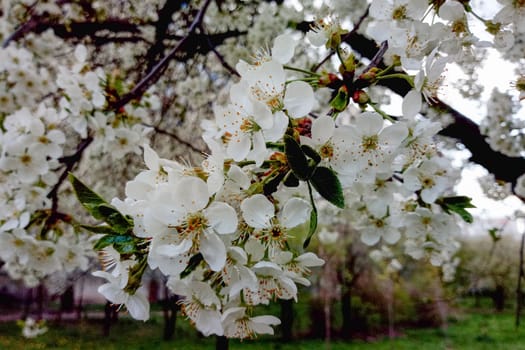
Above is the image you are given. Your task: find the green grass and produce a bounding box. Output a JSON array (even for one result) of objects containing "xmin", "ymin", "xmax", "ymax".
[{"xmin": 1, "ymin": 308, "xmax": 525, "ymax": 350}]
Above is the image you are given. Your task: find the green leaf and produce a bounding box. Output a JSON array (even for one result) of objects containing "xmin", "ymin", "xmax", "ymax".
[
  {"xmin": 97, "ymin": 204, "xmax": 133, "ymax": 234},
  {"xmin": 284, "ymin": 135, "xmax": 310, "ymax": 180},
  {"xmin": 303, "ymin": 202, "xmax": 318, "ymax": 249},
  {"xmin": 310, "ymin": 166, "xmax": 345, "ymax": 209},
  {"xmin": 263, "ymin": 172, "xmax": 286, "ymax": 195},
  {"xmin": 93, "ymin": 234, "xmax": 134, "ymax": 251},
  {"xmin": 80, "ymin": 224, "xmax": 118, "ymax": 234},
  {"xmin": 283, "ymin": 171, "xmax": 299, "ymax": 187},
  {"xmin": 301, "ymin": 145, "xmax": 321, "ymax": 165},
  {"xmin": 329, "ymin": 85, "xmax": 349, "ymax": 112},
  {"xmin": 437, "ymin": 196, "xmax": 475, "ymax": 223},
  {"xmin": 69, "ymin": 173, "xmax": 107, "ymax": 221},
  {"xmin": 180, "ymin": 253, "xmax": 203, "ymax": 279},
  {"xmin": 69, "ymin": 173, "xmax": 133, "ymax": 233},
  {"xmin": 488, "ymin": 228, "xmax": 501, "ymax": 242}
]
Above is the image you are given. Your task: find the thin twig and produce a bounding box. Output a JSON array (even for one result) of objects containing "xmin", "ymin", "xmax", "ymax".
[
  {"xmin": 312, "ymin": 5, "xmax": 370, "ymax": 72},
  {"xmin": 200, "ymin": 24, "xmax": 240, "ymax": 77},
  {"xmin": 43, "ymin": 136, "xmax": 93, "ymax": 232},
  {"xmin": 142, "ymin": 123, "xmax": 205, "ymax": 154},
  {"xmin": 110, "ymin": 0, "xmax": 213, "ymax": 111}
]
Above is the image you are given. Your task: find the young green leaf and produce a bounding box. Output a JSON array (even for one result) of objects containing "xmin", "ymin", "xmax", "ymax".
[
  {"xmin": 284, "ymin": 135, "xmax": 310, "ymax": 180},
  {"xmin": 69, "ymin": 173, "xmax": 107, "ymax": 221},
  {"xmin": 301, "ymin": 144, "xmax": 321, "ymax": 165},
  {"xmin": 93, "ymin": 234, "xmax": 135, "ymax": 251},
  {"xmin": 97, "ymin": 204, "xmax": 133, "ymax": 234},
  {"xmin": 80, "ymin": 224, "xmax": 118, "ymax": 234},
  {"xmin": 303, "ymin": 191, "xmax": 318, "ymax": 249},
  {"xmin": 283, "ymin": 171, "xmax": 299, "ymax": 187},
  {"xmin": 329, "ymin": 85, "xmax": 349, "ymax": 112},
  {"xmin": 437, "ymin": 196, "xmax": 475, "ymax": 223},
  {"xmin": 69, "ymin": 173, "xmax": 133, "ymax": 233},
  {"xmin": 180, "ymin": 253, "xmax": 204, "ymax": 279},
  {"xmin": 310, "ymin": 166, "xmax": 345, "ymax": 209}
]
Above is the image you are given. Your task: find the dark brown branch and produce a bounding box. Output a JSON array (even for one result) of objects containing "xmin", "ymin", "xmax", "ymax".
[
  {"xmin": 343, "ymin": 32, "xmax": 525, "ymax": 186},
  {"xmin": 312, "ymin": 5, "xmax": 370, "ymax": 72},
  {"xmin": 3, "ymin": 17, "xmax": 145, "ymax": 47},
  {"xmin": 200, "ymin": 24, "xmax": 240, "ymax": 77},
  {"xmin": 110, "ymin": 0, "xmax": 214, "ymax": 111},
  {"xmin": 142, "ymin": 123, "xmax": 205, "ymax": 154},
  {"xmin": 44, "ymin": 136, "xmax": 93, "ymax": 229},
  {"xmin": 144, "ymin": 0, "xmax": 187, "ymax": 72}
]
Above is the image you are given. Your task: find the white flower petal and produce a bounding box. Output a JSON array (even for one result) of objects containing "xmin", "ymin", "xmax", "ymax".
[
  {"xmin": 227, "ymin": 134, "xmax": 251, "ymax": 161},
  {"xmin": 295, "ymin": 252, "xmax": 324, "ymax": 267},
  {"xmin": 280, "ymin": 197, "xmax": 311, "ymax": 229},
  {"xmin": 356, "ymin": 112, "xmax": 383, "ymax": 135},
  {"xmin": 143, "ymin": 143, "xmax": 159, "ymax": 170},
  {"xmin": 311, "ymin": 115, "xmax": 335, "ymax": 144},
  {"xmin": 361, "ymin": 230, "xmax": 380, "ymax": 246},
  {"xmin": 201, "ymin": 232, "xmax": 227, "ymax": 271},
  {"xmin": 206, "ymin": 202, "xmax": 238, "ymax": 234},
  {"xmin": 284, "ymin": 81, "xmax": 314, "ymax": 118},
  {"xmin": 176, "ymin": 177, "xmax": 209, "ymax": 212},
  {"xmin": 156, "ymin": 239, "xmax": 192, "ymax": 257},
  {"xmin": 272, "ymin": 33, "xmax": 297, "ymax": 64},
  {"xmin": 241, "ymin": 194, "xmax": 274, "ymax": 229},
  {"xmin": 402, "ymin": 90, "xmax": 422, "ymax": 119},
  {"xmin": 197, "ymin": 310, "xmax": 224, "ymax": 336},
  {"xmin": 126, "ymin": 292, "xmax": 150, "ymax": 321}
]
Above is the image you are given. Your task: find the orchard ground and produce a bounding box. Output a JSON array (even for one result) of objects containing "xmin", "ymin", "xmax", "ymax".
[{"xmin": 1, "ymin": 299, "xmax": 525, "ymax": 350}]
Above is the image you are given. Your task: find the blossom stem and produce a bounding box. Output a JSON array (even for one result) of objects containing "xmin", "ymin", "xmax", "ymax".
[
  {"xmin": 375, "ymin": 73, "xmax": 414, "ymax": 87},
  {"xmin": 376, "ymin": 64, "xmax": 397, "ymax": 77},
  {"xmin": 369, "ymin": 103, "xmax": 396, "ymax": 123},
  {"xmin": 284, "ymin": 65, "xmax": 321, "ymax": 77},
  {"xmin": 336, "ymin": 47, "xmax": 346, "ymax": 71}
]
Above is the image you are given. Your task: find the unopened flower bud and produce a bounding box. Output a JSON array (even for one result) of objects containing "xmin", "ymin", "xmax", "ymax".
[
  {"xmin": 318, "ymin": 72, "xmax": 340, "ymax": 88},
  {"xmin": 352, "ymin": 90, "xmax": 369, "ymax": 105},
  {"xmin": 359, "ymin": 68, "xmax": 380, "ymax": 82},
  {"xmin": 294, "ymin": 117, "xmax": 312, "ymax": 137},
  {"xmin": 338, "ymin": 54, "xmax": 357, "ymax": 75}
]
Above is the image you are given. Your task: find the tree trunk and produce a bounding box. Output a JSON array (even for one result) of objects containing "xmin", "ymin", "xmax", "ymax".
[
  {"xmin": 280, "ymin": 299, "xmax": 294, "ymax": 342},
  {"xmin": 493, "ymin": 285, "xmax": 505, "ymax": 312},
  {"xmin": 341, "ymin": 286, "xmax": 352, "ymax": 340},
  {"xmin": 516, "ymin": 232, "xmax": 525, "ymax": 328},
  {"xmin": 163, "ymin": 295, "xmax": 179, "ymax": 341},
  {"xmin": 76, "ymin": 276, "xmax": 85, "ymax": 320},
  {"xmin": 103, "ymin": 301, "xmax": 113, "ymax": 336},
  {"xmin": 36, "ymin": 284, "xmax": 44, "ymax": 320},
  {"xmin": 216, "ymin": 335, "xmax": 229, "ymax": 350}
]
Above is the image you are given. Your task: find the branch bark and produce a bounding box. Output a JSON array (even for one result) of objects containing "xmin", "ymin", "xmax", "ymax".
[{"xmin": 343, "ymin": 32, "xmax": 525, "ymax": 186}]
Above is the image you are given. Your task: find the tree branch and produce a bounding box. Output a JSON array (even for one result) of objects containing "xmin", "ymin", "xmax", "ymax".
[
  {"xmin": 343, "ymin": 33, "xmax": 525, "ymax": 186},
  {"xmin": 142, "ymin": 123, "xmax": 205, "ymax": 154},
  {"xmin": 110, "ymin": 0, "xmax": 214, "ymax": 111}
]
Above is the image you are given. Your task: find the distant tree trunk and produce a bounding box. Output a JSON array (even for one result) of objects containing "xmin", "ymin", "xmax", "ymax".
[
  {"xmin": 309, "ymin": 297, "xmax": 324, "ymax": 338},
  {"xmin": 61, "ymin": 286, "xmax": 75, "ymax": 311},
  {"xmin": 280, "ymin": 299, "xmax": 294, "ymax": 342},
  {"xmin": 341, "ymin": 285, "xmax": 352, "ymax": 339},
  {"xmin": 76, "ymin": 277, "xmax": 85, "ymax": 320},
  {"xmin": 216, "ymin": 335, "xmax": 229, "ymax": 350},
  {"xmin": 324, "ymin": 293, "xmax": 332, "ymax": 349},
  {"xmin": 103, "ymin": 301, "xmax": 118, "ymax": 336},
  {"xmin": 22, "ymin": 288, "xmax": 32, "ymax": 319},
  {"xmin": 493, "ymin": 285, "xmax": 505, "ymax": 311},
  {"xmin": 163, "ymin": 294, "xmax": 179, "ymax": 341},
  {"xmin": 387, "ymin": 279, "xmax": 395, "ymax": 339},
  {"xmin": 516, "ymin": 233, "xmax": 525, "ymax": 328},
  {"xmin": 36, "ymin": 284, "xmax": 44, "ymax": 320}
]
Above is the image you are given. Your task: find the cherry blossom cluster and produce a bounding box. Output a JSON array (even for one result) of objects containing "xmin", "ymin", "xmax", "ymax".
[
  {"xmin": 0, "ymin": 39, "xmax": 159, "ymax": 285},
  {"xmin": 1, "ymin": 0, "xmax": 524, "ymax": 341},
  {"xmin": 83, "ymin": 28, "xmax": 475, "ymax": 338}
]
